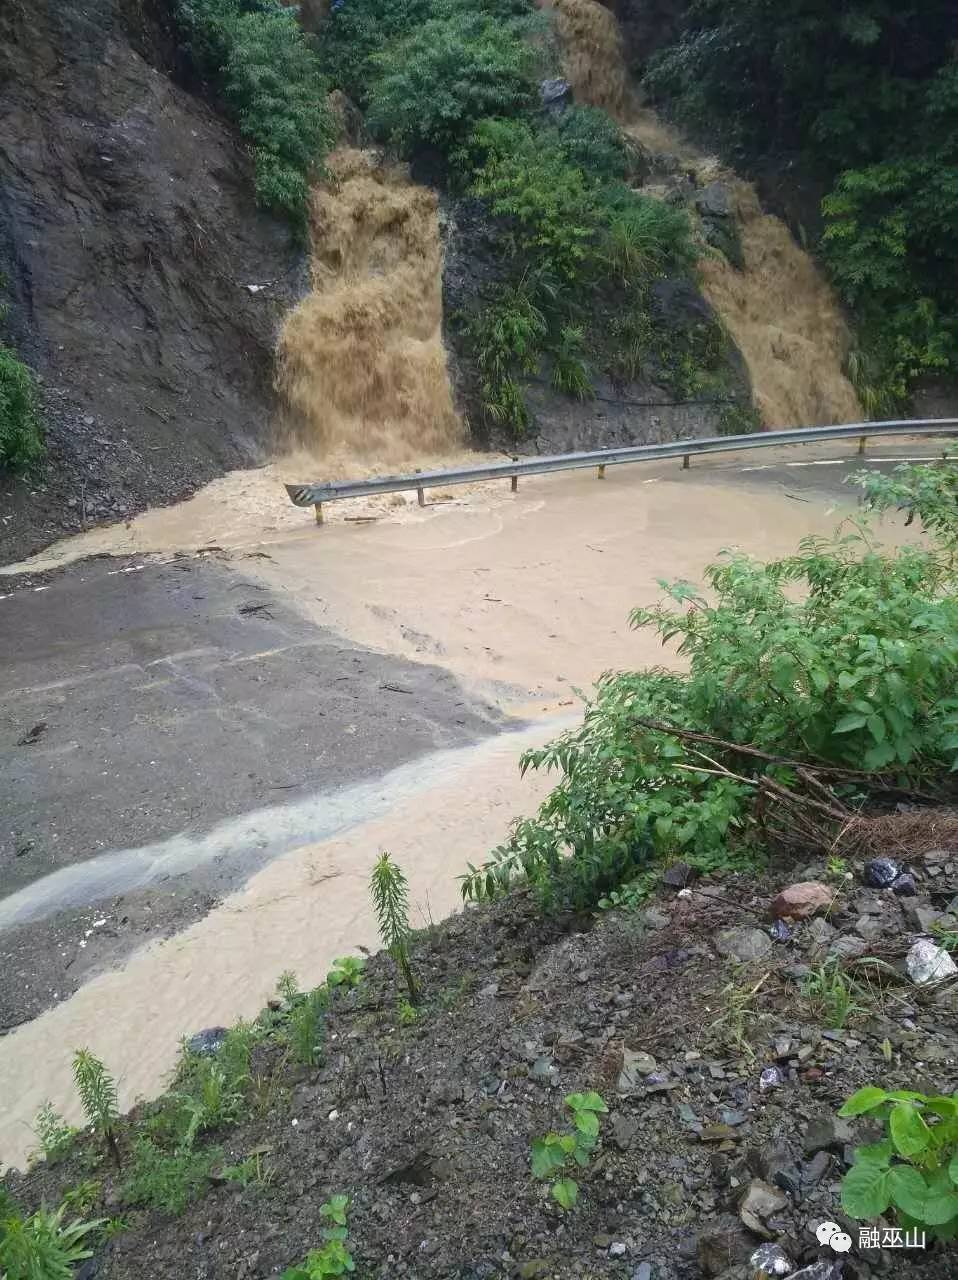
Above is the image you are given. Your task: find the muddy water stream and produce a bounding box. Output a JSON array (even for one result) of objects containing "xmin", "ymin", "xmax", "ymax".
[{"xmin": 552, "ymin": 0, "xmax": 862, "ymax": 429}]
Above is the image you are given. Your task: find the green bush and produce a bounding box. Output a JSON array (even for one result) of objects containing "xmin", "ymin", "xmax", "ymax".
[
  {"xmin": 178, "ymin": 0, "xmax": 335, "ymax": 224},
  {"xmin": 123, "ymin": 1138, "xmax": 219, "ymax": 1215},
  {"xmin": 365, "ymin": 10, "xmax": 538, "ymax": 159},
  {"xmin": 839, "ymin": 1086, "xmax": 958, "ymax": 1241},
  {"xmin": 599, "ymin": 187, "xmax": 696, "ymax": 285},
  {"xmin": 0, "ymin": 344, "xmax": 43, "ymax": 472},
  {"xmin": 549, "ymin": 106, "xmax": 630, "ymax": 182},
  {"xmin": 462, "ymin": 472, "xmax": 958, "ymax": 907}
]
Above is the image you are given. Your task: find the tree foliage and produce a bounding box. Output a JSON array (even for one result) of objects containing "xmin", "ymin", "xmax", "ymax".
[
  {"xmin": 0, "ymin": 344, "xmax": 43, "ymax": 472},
  {"xmin": 645, "ymin": 2, "xmax": 958, "ymax": 409},
  {"xmin": 178, "ymin": 0, "xmax": 335, "ymax": 225}
]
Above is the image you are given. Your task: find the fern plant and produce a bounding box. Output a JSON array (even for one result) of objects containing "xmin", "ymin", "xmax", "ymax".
[
  {"xmin": 370, "ymin": 852, "xmax": 420, "ymax": 1003},
  {"xmin": 73, "ymin": 1049, "xmax": 120, "ymax": 1167}
]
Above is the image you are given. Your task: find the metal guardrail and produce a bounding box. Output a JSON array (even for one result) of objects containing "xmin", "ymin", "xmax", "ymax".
[{"xmin": 286, "ymin": 419, "xmax": 958, "ymax": 523}]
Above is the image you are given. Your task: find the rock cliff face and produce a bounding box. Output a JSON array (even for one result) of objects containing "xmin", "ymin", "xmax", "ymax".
[{"xmin": 0, "ymin": 0, "xmax": 303, "ymax": 561}]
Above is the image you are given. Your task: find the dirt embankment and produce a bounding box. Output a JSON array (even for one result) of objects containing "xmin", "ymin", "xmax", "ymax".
[{"xmin": 0, "ymin": 0, "xmax": 305, "ymax": 564}]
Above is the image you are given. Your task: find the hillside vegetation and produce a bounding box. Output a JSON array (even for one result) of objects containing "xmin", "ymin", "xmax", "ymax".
[{"xmin": 643, "ymin": 0, "xmax": 958, "ymax": 413}]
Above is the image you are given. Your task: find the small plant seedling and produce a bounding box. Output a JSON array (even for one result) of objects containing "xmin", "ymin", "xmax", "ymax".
[
  {"xmin": 802, "ymin": 962, "xmax": 868, "ymax": 1030},
  {"xmin": 31, "ymin": 1102, "xmax": 78, "ymax": 1166},
  {"xmin": 839, "ymin": 1086, "xmax": 958, "ymax": 1240},
  {"xmin": 73, "ymin": 1049, "xmax": 120, "ymax": 1168},
  {"xmin": 530, "ymin": 1092, "xmax": 607, "ymax": 1210},
  {"xmin": 289, "ymin": 986, "xmax": 329, "ymax": 1066},
  {"xmin": 327, "ymin": 956, "xmax": 365, "ymax": 990},
  {"xmin": 370, "ymin": 852, "xmax": 420, "ymax": 1003},
  {"xmin": 60, "ymin": 1180, "xmax": 101, "ymax": 1216},
  {"xmin": 282, "ymin": 1195, "xmax": 355, "ymax": 1277},
  {"xmin": 931, "ymin": 922, "xmax": 958, "ymax": 952},
  {"xmin": 397, "ymin": 1000, "xmax": 419, "ymax": 1026},
  {"xmin": 221, "ymin": 1152, "xmax": 274, "ymax": 1189},
  {"xmin": 277, "ymin": 970, "xmax": 300, "ymax": 1003},
  {"xmin": 826, "ymin": 854, "xmax": 851, "ymax": 884}
]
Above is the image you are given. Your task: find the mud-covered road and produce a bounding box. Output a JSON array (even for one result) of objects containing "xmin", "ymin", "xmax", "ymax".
[{"xmin": 0, "ymin": 441, "xmax": 934, "ymax": 1168}]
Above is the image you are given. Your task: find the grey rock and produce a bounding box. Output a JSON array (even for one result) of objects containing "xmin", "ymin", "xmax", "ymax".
[
  {"xmin": 759, "ymin": 1066, "xmax": 784, "ymax": 1092},
  {"xmin": 739, "ymin": 1179, "xmax": 789, "ymax": 1237},
  {"xmin": 612, "ymin": 1112, "xmax": 639, "ymax": 1151},
  {"xmin": 540, "ymin": 77, "xmax": 571, "ymax": 109},
  {"xmin": 906, "ymin": 938, "xmax": 958, "ymax": 984},
  {"xmin": 618, "ymin": 1048, "xmax": 658, "ymax": 1092},
  {"xmin": 662, "ymin": 861, "xmax": 698, "ymax": 888},
  {"xmin": 803, "ymin": 1114, "xmax": 854, "ymax": 1155},
  {"xmin": 716, "ymin": 927, "xmax": 774, "ymax": 963},
  {"xmin": 695, "ymin": 181, "xmax": 732, "ymax": 218},
  {"xmin": 806, "ymin": 918, "xmax": 837, "ymax": 946},
  {"xmin": 852, "ymin": 914, "xmax": 884, "ymax": 942},
  {"xmin": 802, "ymin": 1150, "xmax": 832, "ymax": 1186},
  {"xmin": 641, "ymin": 906, "xmax": 671, "ymax": 930},
  {"xmin": 749, "ymin": 1243, "xmax": 794, "ymax": 1276},
  {"xmin": 518, "ymin": 1262, "xmax": 551, "ymax": 1279},
  {"xmin": 529, "ymin": 1056, "xmax": 560, "ymax": 1085},
  {"xmin": 697, "ymin": 1215, "xmax": 754, "ymax": 1276},
  {"xmin": 633, "ymin": 1265, "xmax": 653, "ymax": 1280},
  {"xmin": 186, "ymin": 1026, "xmax": 229, "ymax": 1056},
  {"xmin": 892, "ymin": 872, "xmax": 917, "ymax": 896},
  {"xmin": 829, "ymin": 935, "xmax": 867, "ymax": 961},
  {"xmin": 904, "ymin": 903, "xmax": 941, "ymax": 934},
  {"xmin": 770, "ymin": 919, "xmax": 792, "ymax": 943},
  {"xmin": 863, "ymin": 857, "xmax": 899, "ymax": 888}
]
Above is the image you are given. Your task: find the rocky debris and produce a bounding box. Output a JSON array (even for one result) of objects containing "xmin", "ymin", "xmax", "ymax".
[
  {"xmin": 617, "ymin": 1048, "xmax": 658, "ymax": 1092},
  {"xmin": 697, "ymin": 1215, "xmax": 755, "ymax": 1276},
  {"xmin": 862, "ymin": 857, "xmax": 899, "ymax": 888},
  {"xmin": 905, "ymin": 938, "xmax": 958, "ymax": 984},
  {"xmin": 892, "ymin": 872, "xmax": 917, "ymax": 896},
  {"xmin": 786, "ymin": 1264, "xmax": 844, "ymax": 1280},
  {"xmin": 771, "ymin": 883, "xmax": 834, "ymax": 921},
  {"xmin": 750, "ymin": 1242, "xmax": 794, "ymax": 1276},
  {"xmin": 716, "ymin": 926, "xmax": 774, "ymax": 962},
  {"xmin": 739, "ymin": 1178, "xmax": 789, "ymax": 1238},
  {"xmin": 662, "ymin": 861, "xmax": 698, "ymax": 889},
  {"xmin": 803, "ymin": 1114, "xmax": 854, "ymax": 1155}
]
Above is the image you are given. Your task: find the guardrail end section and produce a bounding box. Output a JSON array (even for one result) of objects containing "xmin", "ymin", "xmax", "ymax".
[{"xmin": 285, "ymin": 484, "xmax": 312, "ymax": 507}]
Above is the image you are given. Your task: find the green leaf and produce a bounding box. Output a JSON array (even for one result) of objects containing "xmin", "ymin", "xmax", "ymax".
[
  {"xmin": 833, "ymin": 712, "xmax": 867, "ymax": 733},
  {"xmin": 839, "ymin": 1086, "xmax": 888, "ymax": 1116},
  {"xmin": 890, "ymin": 1102, "xmax": 932, "ymax": 1158},
  {"xmin": 888, "ymin": 1165, "xmax": 929, "ymax": 1218},
  {"xmin": 842, "ymin": 1162, "xmax": 892, "ymax": 1218},
  {"xmin": 574, "ymin": 1109, "xmax": 600, "ymax": 1138},
  {"xmin": 854, "ymin": 1139, "xmax": 893, "ymax": 1167},
  {"xmin": 565, "ymin": 1090, "xmax": 608, "ymax": 1114},
  {"xmin": 531, "ymin": 1137, "xmax": 566, "ymax": 1180},
  {"xmin": 551, "ymin": 1177, "xmax": 578, "ymax": 1210},
  {"xmin": 950, "ymin": 1151, "xmax": 958, "ymax": 1186},
  {"xmin": 923, "ymin": 1190, "xmax": 958, "ymax": 1226}
]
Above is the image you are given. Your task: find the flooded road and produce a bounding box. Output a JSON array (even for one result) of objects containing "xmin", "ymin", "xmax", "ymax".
[{"xmin": 0, "ymin": 443, "xmax": 926, "ymax": 1169}]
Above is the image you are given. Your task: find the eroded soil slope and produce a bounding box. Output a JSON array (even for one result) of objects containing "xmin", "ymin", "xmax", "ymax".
[{"xmin": 0, "ymin": 0, "xmax": 304, "ymax": 562}]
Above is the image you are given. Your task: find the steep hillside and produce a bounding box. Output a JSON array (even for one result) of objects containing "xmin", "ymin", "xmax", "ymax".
[{"xmin": 0, "ymin": 0, "xmax": 304, "ymax": 562}]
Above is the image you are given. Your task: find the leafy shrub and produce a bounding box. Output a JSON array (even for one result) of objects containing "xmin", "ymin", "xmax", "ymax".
[
  {"xmin": 599, "ymin": 188, "xmax": 696, "ymax": 285},
  {"xmin": 0, "ymin": 1205, "xmax": 102, "ymax": 1280},
  {"xmin": 854, "ymin": 452, "xmax": 958, "ymax": 552},
  {"xmin": 531, "ymin": 1092, "xmax": 607, "ymax": 1210},
  {"xmin": 327, "ymin": 955, "xmax": 365, "ymax": 989},
  {"xmin": 839, "ymin": 1086, "xmax": 958, "ymax": 1240},
  {"xmin": 0, "ymin": 345, "xmax": 43, "ymax": 472},
  {"xmin": 550, "ymin": 106, "xmax": 630, "ymax": 182},
  {"xmin": 462, "ymin": 502, "xmax": 958, "ymax": 908},
  {"xmin": 123, "ymin": 1138, "xmax": 219, "ymax": 1215},
  {"xmin": 177, "ymin": 0, "xmax": 334, "ymax": 224},
  {"xmin": 550, "ymin": 325, "xmax": 593, "ymax": 400},
  {"xmin": 365, "ymin": 10, "xmax": 538, "ymax": 159}
]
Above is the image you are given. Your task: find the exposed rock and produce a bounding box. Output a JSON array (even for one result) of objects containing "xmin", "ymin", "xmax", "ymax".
[
  {"xmin": 618, "ymin": 1048, "xmax": 658, "ymax": 1092},
  {"xmin": 697, "ymin": 1215, "xmax": 754, "ymax": 1276},
  {"xmin": 611, "ymin": 1113, "xmax": 638, "ymax": 1150},
  {"xmin": 805, "ymin": 918, "xmax": 837, "ymax": 947},
  {"xmin": 695, "ymin": 181, "xmax": 732, "ymax": 218},
  {"xmin": 891, "ymin": 872, "xmax": 917, "ymax": 896},
  {"xmin": 738, "ymin": 1179, "xmax": 789, "ymax": 1238},
  {"xmin": 862, "ymin": 858, "xmax": 899, "ymax": 888},
  {"xmin": 759, "ymin": 1066, "xmax": 784, "ymax": 1092},
  {"xmin": 803, "ymin": 1114, "xmax": 853, "ymax": 1155},
  {"xmin": 786, "ymin": 1264, "xmax": 844, "ymax": 1280},
  {"xmin": 829, "ymin": 935, "xmax": 867, "ymax": 961},
  {"xmin": 540, "ymin": 77, "xmax": 572, "ymax": 111},
  {"xmin": 771, "ymin": 883, "xmax": 834, "ymax": 921},
  {"xmin": 715, "ymin": 927, "xmax": 774, "ymax": 963},
  {"xmin": 749, "ymin": 1242, "xmax": 794, "ymax": 1277},
  {"xmin": 186, "ymin": 1027, "xmax": 229, "ymax": 1057},
  {"xmin": 662, "ymin": 861, "xmax": 698, "ymax": 889},
  {"xmin": 904, "ymin": 902, "xmax": 942, "ymax": 934},
  {"xmin": 906, "ymin": 938, "xmax": 958, "ymax": 985}
]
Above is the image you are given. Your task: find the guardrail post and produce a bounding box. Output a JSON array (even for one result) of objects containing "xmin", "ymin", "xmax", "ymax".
[
  {"xmin": 597, "ymin": 464, "xmax": 606, "ymax": 480},
  {"xmin": 682, "ymin": 454, "xmax": 690, "ymax": 470},
  {"xmin": 511, "ymin": 456, "xmax": 518, "ymax": 492},
  {"xmin": 858, "ymin": 436, "xmax": 867, "ymax": 455},
  {"xmin": 417, "ymin": 487, "xmax": 425, "ymax": 507},
  {"xmin": 314, "ymin": 502, "xmax": 324, "ymax": 526}
]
